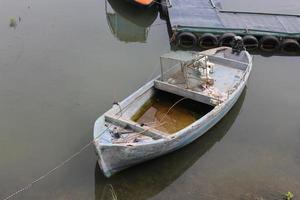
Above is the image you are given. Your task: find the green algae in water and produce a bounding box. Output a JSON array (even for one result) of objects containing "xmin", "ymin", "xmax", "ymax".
[
  {"xmin": 131, "ymin": 90, "xmax": 214, "ymax": 134},
  {"xmin": 284, "ymin": 191, "xmax": 294, "ymax": 200},
  {"xmin": 9, "ymin": 17, "xmax": 17, "ymax": 28}
]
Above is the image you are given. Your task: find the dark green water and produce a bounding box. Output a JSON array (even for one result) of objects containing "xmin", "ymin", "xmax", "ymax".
[{"xmin": 0, "ymin": 0, "xmax": 299, "ymax": 199}]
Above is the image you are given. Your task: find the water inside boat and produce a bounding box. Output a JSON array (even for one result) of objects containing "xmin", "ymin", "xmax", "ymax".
[{"xmin": 131, "ymin": 90, "xmax": 214, "ymax": 134}]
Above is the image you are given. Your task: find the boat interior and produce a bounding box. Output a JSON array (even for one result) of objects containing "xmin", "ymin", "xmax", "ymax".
[
  {"xmin": 102, "ymin": 89, "xmax": 214, "ymax": 144},
  {"xmin": 98, "ymin": 48, "xmax": 250, "ymax": 144},
  {"xmin": 155, "ymin": 48, "xmax": 250, "ymax": 105}
]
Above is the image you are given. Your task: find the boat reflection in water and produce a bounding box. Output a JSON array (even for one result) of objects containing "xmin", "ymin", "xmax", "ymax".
[
  {"xmin": 94, "ymin": 89, "xmax": 247, "ymax": 200},
  {"xmin": 105, "ymin": 0, "xmax": 158, "ymax": 43}
]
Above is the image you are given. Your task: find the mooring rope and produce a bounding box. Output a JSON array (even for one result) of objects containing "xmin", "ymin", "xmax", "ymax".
[
  {"xmin": 1, "ymin": 125, "xmax": 111, "ymax": 200},
  {"xmin": 1, "ymin": 107, "xmax": 125, "ymax": 200},
  {"xmin": 2, "ymin": 140, "xmax": 96, "ymax": 200}
]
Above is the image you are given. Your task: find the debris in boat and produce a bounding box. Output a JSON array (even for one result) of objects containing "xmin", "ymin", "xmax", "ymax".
[{"xmin": 132, "ymin": 91, "xmax": 213, "ymax": 134}]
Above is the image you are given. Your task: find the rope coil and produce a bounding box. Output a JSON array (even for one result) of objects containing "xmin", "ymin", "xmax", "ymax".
[{"xmin": 1, "ymin": 140, "xmax": 96, "ymax": 200}]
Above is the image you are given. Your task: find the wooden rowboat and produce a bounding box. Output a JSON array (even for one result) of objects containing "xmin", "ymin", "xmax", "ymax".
[{"xmin": 94, "ymin": 47, "xmax": 252, "ymax": 177}]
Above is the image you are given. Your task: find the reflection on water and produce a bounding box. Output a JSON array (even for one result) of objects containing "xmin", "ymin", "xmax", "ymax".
[
  {"xmin": 1, "ymin": 0, "xmax": 300, "ymax": 199},
  {"xmin": 94, "ymin": 89, "xmax": 247, "ymax": 200},
  {"xmin": 105, "ymin": 0, "xmax": 158, "ymax": 43}
]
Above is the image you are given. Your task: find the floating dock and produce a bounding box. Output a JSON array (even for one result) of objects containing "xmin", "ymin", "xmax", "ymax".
[{"xmin": 164, "ymin": 0, "xmax": 300, "ymax": 53}]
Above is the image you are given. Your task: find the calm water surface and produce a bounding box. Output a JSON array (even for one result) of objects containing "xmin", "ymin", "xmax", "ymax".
[{"xmin": 0, "ymin": 0, "xmax": 299, "ymax": 199}]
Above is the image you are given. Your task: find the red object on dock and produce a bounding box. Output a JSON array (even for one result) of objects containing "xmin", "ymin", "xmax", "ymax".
[{"xmin": 128, "ymin": 0, "xmax": 154, "ymax": 6}]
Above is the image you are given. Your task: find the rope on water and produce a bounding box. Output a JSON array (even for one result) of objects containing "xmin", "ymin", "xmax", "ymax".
[
  {"xmin": 1, "ymin": 124, "xmax": 112, "ymax": 200},
  {"xmin": 1, "ymin": 142, "xmax": 93, "ymax": 200}
]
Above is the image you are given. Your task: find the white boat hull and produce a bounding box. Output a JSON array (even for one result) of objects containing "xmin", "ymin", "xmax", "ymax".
[{"xmin": 94, "ymin": 48, "xmax": 252, "ymax": 177}]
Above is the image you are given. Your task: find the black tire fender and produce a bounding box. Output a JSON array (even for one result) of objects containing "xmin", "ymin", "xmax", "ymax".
[
  {"xmin": 243, "ymin": 35, "xmax": 258, "ymax": 50},
  {"xmin": 198, "ymin": 33, "xmax": 218, "ymax": 49},
  {"xmin": 281, "ymin": 39, "xmax": 300, "ymax": 54},
  {"xmin": 219, "ymin": 33, "xmax": 236, "ymax": 47},
  {"xmin": 176, "ymin": 32, "xmax": 198, "ymax": 49},
  {"xmin": 259, "ymin": 35, "xmax": 280, "ymax": 52}
]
